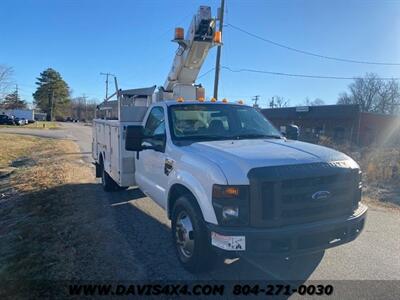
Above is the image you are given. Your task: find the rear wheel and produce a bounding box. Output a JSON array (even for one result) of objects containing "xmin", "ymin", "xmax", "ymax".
[{"xmin": 171, "ymin": 195, "xmax": 216, "ymax": 273}]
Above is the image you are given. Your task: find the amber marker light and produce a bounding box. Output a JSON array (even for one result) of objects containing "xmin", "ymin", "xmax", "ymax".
[
  {"xmin": 212, "ymin": 185, "xmax": 240, "ymax": 198},
  {"xmin": 174, "ymin": 27, "xmax": 184, "ymax": 40},
  {"xmin": 214, "ymin": 31, "xmax": 222, "ymax": 44}
]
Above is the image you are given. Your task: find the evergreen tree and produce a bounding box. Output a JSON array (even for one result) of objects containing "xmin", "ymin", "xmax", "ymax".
[
  {"xmin": 33, "ymin": 68, "xmax": 70, "ymax": 120},
  {"xmin": 0, "ymin": 90, "xmax": 27, "ymax": 109}
]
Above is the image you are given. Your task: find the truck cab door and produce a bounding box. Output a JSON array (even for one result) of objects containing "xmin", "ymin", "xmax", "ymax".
[{"xmin": 135, "ymin": 107, "xmax": 169, "ymax": 208}]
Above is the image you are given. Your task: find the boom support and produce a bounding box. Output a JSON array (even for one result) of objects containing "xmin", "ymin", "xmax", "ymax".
[
  {"xmin": 162, "ymin": 6, "xmax": 220, "ymax": 100},
  {"xmin": 96, "ymin": 5, "xmax": 221, "ymax": 121}
]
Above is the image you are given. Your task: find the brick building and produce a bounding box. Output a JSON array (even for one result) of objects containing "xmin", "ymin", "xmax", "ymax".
[{"xmin": 261, "ymin": 104, "xmax": 400, "ymax": 146}]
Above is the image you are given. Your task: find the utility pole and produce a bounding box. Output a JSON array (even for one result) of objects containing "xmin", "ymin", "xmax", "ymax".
[
  {"xmin": 252, "ymin": 95, "xmax": 260, "ymax": 108},
  {"xmin": 100, "ymin": 72, "xmax": 115, "ymax": 101},
  {"xmin": 213, "ymin": 0, "xmax": 225, "ymax": 100},
  {"xmin": 15, "ymin": 84, "xmax": 19, "ymax": 101},
  {"xmin": 82, "ymin": 93, "xmax": 87, "ymax": 120}
]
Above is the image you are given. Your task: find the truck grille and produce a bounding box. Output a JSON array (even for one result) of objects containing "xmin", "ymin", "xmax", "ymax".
[{"xmin": 248, "ymin": 162, "xmax": 359, "ymax": 228}]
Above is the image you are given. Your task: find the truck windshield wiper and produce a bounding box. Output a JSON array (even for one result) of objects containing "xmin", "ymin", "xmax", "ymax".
[{"xmin": 232, "ymin": 134, "xmax": 282, "ymax": 140}]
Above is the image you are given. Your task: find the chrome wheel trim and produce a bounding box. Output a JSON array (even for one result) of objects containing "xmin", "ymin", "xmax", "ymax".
[{"xmin": 175, "ymin": 211, "xmax": 195, "ymax": 258}]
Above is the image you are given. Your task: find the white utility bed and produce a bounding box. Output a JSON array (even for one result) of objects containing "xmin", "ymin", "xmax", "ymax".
[
  {"xmin": 92, "ymin": 86, "xmax": 156, "ymax": 187},
  {"xmin": 92, "ymin": 119, "xmax": 141, "ymax": 187}
]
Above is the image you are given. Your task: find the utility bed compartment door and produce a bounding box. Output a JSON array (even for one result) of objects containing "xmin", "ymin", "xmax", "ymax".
[
  {"xmin": 110, "ymin": 126, "xmax": 120, "ymax": 183},
  {"xmin": 119, "ymin": 125, "xmax": 136, "ymax": 187},
  {"xmin": 92, "ymin": 120, "xmax": 138, "ymax": 187}
]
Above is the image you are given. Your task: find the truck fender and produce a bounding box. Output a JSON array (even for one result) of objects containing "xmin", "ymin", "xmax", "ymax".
[{"xmin": 167, "ymin": 172, "xmax": 218, "ymax": 225}]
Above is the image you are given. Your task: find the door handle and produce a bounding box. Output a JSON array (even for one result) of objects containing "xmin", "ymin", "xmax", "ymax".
[{"xmin": 164, "ymin": 158, "xmax": 174, "ymax": 176}]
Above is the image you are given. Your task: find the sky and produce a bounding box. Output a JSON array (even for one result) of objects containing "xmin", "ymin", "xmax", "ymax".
[{"xmin": 1, "ymin": 0, "xmax": 400, "ymax": 108}]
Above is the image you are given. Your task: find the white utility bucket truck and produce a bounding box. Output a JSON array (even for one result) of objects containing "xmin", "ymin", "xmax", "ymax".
[{"xmin": 93, "ymin": 5, "xmax": 367, "ymax": 273}]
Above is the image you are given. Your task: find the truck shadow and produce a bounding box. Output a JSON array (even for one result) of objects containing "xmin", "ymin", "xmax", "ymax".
[
  {"xmin": 3, "ymin": 181, "xmax": 322, "ymax": 293},
  {"xmin": 106, "ymin": 186, "xmax": 324, "ymax": 283}
]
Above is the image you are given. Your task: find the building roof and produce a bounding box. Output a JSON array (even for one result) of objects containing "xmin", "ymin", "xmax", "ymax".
[
  {"xmin": 262, "ymin": 104, "xmax": 360, "ymax": 119},
  {"xmin": 120, "ymin": 85, "xmax": 156, "ymax": 97}
]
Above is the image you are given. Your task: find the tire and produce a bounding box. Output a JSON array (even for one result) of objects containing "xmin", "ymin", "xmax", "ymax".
[{"xmin": 171, "ymin": 194, "xmax": 216, "ymax": 273}]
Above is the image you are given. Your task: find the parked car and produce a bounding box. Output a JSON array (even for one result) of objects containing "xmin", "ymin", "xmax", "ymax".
[
  {"xmin": 12, "ymin": 117, "xmax": 25, "ymax": 126},
  {"xmin": 20, "ymin": 118, "xmax": 29, "ymax": 125},
  {"xmin": 0, "ymin": 115, "xmax": 14, "ymax": 125}
]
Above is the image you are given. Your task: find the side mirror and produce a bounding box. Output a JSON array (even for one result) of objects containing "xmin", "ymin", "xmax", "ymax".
[
  {"xmin": 125, "ymin": 125, "xmax": 144, "ymax": 151},
  {"xmin": 286, "ymin": 124, "xmax": 299, "ymax": 140},
  {"xmin": 148, "ymin": 134, "xmax": 166, "ymax": 152}
]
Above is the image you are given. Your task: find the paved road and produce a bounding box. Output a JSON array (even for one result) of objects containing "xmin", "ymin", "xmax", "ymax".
[{"xmin": 2, "ymin": 123, "xmax": 400, "ymax": 297}]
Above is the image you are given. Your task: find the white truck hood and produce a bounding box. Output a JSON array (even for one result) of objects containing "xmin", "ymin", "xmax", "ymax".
[{"xmin": 184, "ymin": 138, "xmax": 352, "ymax": 184}]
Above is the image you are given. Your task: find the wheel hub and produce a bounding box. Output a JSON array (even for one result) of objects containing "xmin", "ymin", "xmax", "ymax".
[{"xmin": 175, "ymin": 212, "xmax": 195, "ymax": 258}]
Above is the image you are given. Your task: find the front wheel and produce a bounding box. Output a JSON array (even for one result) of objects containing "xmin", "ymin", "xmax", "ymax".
[{"xmin": 171, "ymin": 195, "xmax": 216, "ymax": 273}]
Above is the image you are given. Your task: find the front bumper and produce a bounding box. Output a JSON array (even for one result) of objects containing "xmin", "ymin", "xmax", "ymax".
[{"xmin": 207, "ymin": 203, "xmax": 367, "ymax": 257}]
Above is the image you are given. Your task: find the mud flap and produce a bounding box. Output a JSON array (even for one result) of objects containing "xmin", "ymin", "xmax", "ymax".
[{"xmin": 94, "ymin": 162, "xmax": 102, "ymax": 178}]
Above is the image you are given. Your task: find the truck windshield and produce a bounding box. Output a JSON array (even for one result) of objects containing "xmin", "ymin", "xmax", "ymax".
[{"xmin": 168, "ymin": 104, "xmax": 281, "ymax": 142}]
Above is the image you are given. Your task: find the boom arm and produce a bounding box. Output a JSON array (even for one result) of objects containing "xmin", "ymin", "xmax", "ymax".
[{"xmin": 163, "ymin": 6, "xmax": 219, "ymax": 97}]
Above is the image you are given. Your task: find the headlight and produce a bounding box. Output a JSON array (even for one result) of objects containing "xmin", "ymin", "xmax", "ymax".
[
  {"xmin": 222, "ymin": 206, "xmax": 239, "ymax": 219},
  {"xmin": 212, "ymin": 185, "xmax": 249, "ymax": 226}
]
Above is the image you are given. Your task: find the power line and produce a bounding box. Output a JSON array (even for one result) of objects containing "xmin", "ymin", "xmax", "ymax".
[
  {"xmin": 221, "ymin": 66, "xmax": 400, "ymax": 80},
  {"xmin": 226, "ymin": 23, "xmax": 400, "ymax": 66},
  {"xmin": 198, "ymin": 67, "xmax": 216, "ymax": 79}
]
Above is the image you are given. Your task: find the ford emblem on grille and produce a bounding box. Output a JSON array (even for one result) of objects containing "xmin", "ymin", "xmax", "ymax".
[{"xmin": 312, "ymin": 190, "xmax": 331, "ymax": 200}]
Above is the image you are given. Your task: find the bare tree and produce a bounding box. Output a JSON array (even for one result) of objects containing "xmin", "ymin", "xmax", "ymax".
[
  {"xmin": 337, "ymin": 92, "xmax": 352, "ymax": 105},
  {"xmin": 71, "ymin": 97, "xmax": 98, "ymax": 121},
  {"xmin": 337, "ymin": 73, "xmax": 399, "ymax": 114},
  {"xmin": 351, "ymin": 73, "xmax": 381, "ymax": 112},
  {"xmin": 310, "ymin": 98, "xmax": 325, "ymax": 106},
  {"xmin": 0, "ymin": 65, "xmax": 14, "ymax": 99},
  {"xmin": 302, "ymin": 97, "xmax": 325, "ymax": 106},
  {"xmin": 269, "ymin": 96, "xmax": 290, "ymax": 108},
  {"xmin": 377, "ymin": 79, "xmax": 400, "ymax": 114}
]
